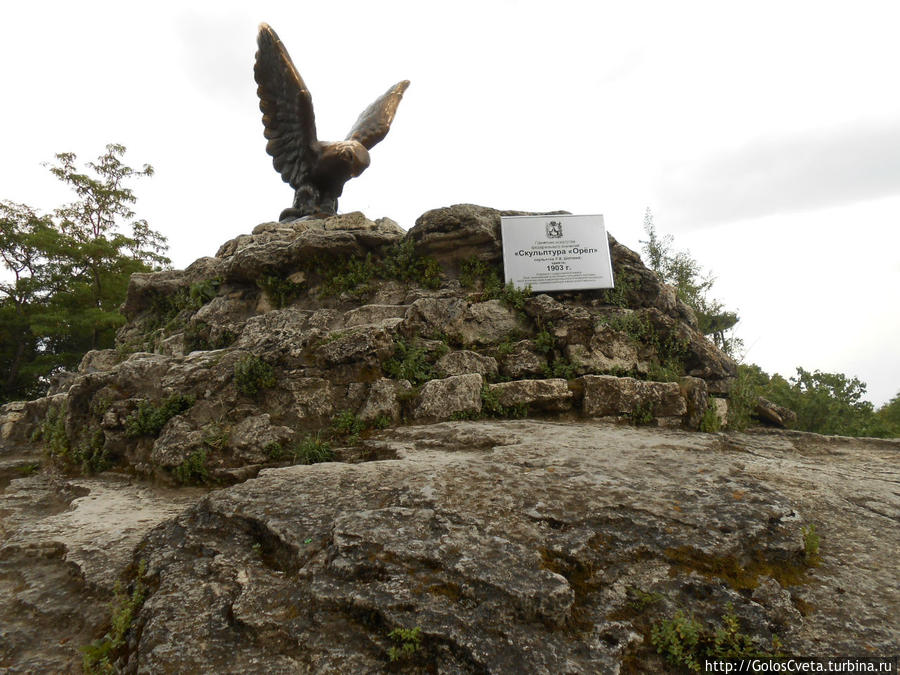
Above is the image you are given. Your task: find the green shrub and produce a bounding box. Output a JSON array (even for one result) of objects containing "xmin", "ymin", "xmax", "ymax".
[
  {"xmin": 172, "ymin": 448, "xmax": 208, "ymax": 484},
  {"xmin": 257, "ymin": 274, "xmax": 304, "ymax": 308},
  {"xmin": 38, "ymin": 403, "xmax": 70, "ymax": 457},
  {"xmin": 802, "ymin": 524, "xmax": 820, "ymax": 564},
  {"xmin": 319, "ymin": 253, "xmax": 380, "ymax": 298},
  {"xmin": 606, "ymin": 312, "xmax": 688, "ymax": 382},
  {"xmin": 651, "ymin": 610, "xmax": 703, "ymax": 672},
  {"xmin": 331, "ymin": 411, "xmax": 366, "ymax": 443},
  {"xmin": 16, "ymin": 462, "xmax": 41, "ymax": 476},
  {"xmin": 489, "ymin": 281, "xmax": 531, "ymax": 311},
  {"xmin": 264, "ymin": 441, "xmax": 286, "ymax": 460},
  {"xmin": 543, "ymin": 357, "xmax": 577, "ymax": 380},
  {"xmin": 317, "ymin": 240, "xmax": 443, "ymax": 298},
  {"xmin": 459, "ymin": 256, "xmax": 498, "ymax": 290},
  {"xmin": 387, "ymin": 626, "xmax": 422, "ymax": 662},
  {"xmin": 124, "ymin": 394, "xmax": 195, "ymax": 438},
  {"xmin": 534, "ymin": 326, "xmax": 556, "ymax": 355},
  {"xmin": 460, "ymin": 257, "xmax": 531, "ymax": 310},
  {"xmin": 81, "ymin": 560, "xmax": 147, "ymax": 674},
  {"xmin": 381, "ymin": 239, "xmax": 442, "ymax": 289},
  {"xmin": 383, "ymin": 339, "xmax": 435, "ymax": 385},
  {"xmin": 73, "ymin": 428, "xmax": 111, "ymax": 474},
  {"xmin": 292, "ymin": 434, "xmax": 333, "ymax": 464},
  {"xmin": 234, "ymin": 354, "xmax": 276, "ymax": 397},
  {"xmin": 598, "ymin": 272, "xmax": 635, "ymax": 308},
  {"xmin": 651, "ymin": 604, "xmax": 779, "ymax": 672},
  {"xmin": 726, "ymin": 365, "xmax": 760, "ymax": 431},
  {"xmin": 700, "ymin": 402, "xmax": 722, "ymax": 432},
  {"xmin": 187, "ymin": 278, "xmax": 221, "ymax": 309},
  {"xmin": 630, "ymin": 401, "xmax": 655, "ymax": 426}
]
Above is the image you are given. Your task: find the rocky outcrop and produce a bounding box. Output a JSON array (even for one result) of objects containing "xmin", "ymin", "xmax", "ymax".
[
  {"xmin": 1, "ymin": 205, "xmax": 750, "ymax": 485},
  {"xmin": 1, "ymin": 204, "xmax": 821, "ymax": 672}
]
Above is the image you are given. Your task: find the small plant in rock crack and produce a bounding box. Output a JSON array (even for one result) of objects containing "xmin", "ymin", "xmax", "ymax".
[
  {"xmin": 233, "ymin": 354, "xmax": 276, "ymax": 398},
  {"xmin": 802, "ymin": 524, "xmax": 820, "ymax": 564},
  {"xmin": 630, "ymin": 401, "xmax": 655, "ymax": 426},
  {"xmin": 387, "ymin": 626, "xmax": 422, "ymax": 662},
  {"xmin": 651, "ymin": 603, "xmax": 782, "ymax": 672},
  {"xmin": 331, "ymin": 411, "xmax": 366, "ymax": 444},
  {"xmin": 81, "ymin": 560, "xmax": 148, "ymax": 674},
  {"xmin": 700, "ymin": 401, "xmax": 722, "ymax": 432},
  {"xmin": 292, "ymin": 434, "xmax": 334, "ymax": 464},
  {"xmin": 124, "ymin": 394, "xmax": 195, "ymax": 438},
  {"xmin": 383, "ymin": 338, "xmax": 435, "ymax": 385},
  {"xmin": 172, "ymin": 448, "xmax": 208, "ymax": 485}
]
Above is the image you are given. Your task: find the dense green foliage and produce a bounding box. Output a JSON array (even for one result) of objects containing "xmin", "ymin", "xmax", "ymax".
[
  {"xmin": 0, "ymin": 144, "xmax": 169, "ymax": 403},
  {"xmin": 318, "ymin": 239, "xmax": 442, "ymax": 299},
  {"xmin": 81, "ymin": 561, "xmax": 148, "ymax": 674},
  {"xmin": 651, "ymin": 603, "xmax": 782, "ymax": 672},
  {"xmin": 640, "ymin": 209, "xmax": 896, "ymax": 437},
  {"xmin": 741, "ymin": 364, "xmax": 897, "ymax": 437},
  {"xmin": 641, "ymin": 209, "xmax": 741, "ymax": 356},
  {"xmin": 383, "ymin": 338, "xmax": 438, "ymax": 385},
  {"xmin": 387, "ymin": 626, "xmax": 423, "ymax": 662},
  {"xmin": 124, "ymin": 394, "xmax": 195, "ymax": 438},
  {"xmin": 233, "ymin": 354, "xmax": 276, "ymax": 397}
]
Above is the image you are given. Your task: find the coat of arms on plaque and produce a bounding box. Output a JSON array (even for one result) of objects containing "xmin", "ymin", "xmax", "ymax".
[{"xmin": 546, "ymin": 220, "xmax": 563, "ymax": 238}]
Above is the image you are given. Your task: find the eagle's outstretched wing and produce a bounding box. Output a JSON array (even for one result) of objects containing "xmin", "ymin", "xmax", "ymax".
[
  {"xmin": 254, "ymin": 23, "xmax": 318, "ymax": 190},
  {"xmin": 346, "ymin": 80, "xmax": 410, "ymax": 149}
]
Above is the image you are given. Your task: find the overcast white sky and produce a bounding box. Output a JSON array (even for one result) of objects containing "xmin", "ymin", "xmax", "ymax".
[{"xmin": 1, "ymin": 1, "xmax": 897, "ymax": 406}]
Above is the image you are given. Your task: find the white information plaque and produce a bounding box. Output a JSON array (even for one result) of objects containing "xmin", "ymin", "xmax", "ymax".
[{"xmin": 500, "ymin": 214, "xmax": 614, "ymax": 292}]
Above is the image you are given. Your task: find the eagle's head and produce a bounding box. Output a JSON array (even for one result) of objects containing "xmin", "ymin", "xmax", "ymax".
[{"xmin": 319, "ymin": 140, "xmax": 371, "ymax": 180}]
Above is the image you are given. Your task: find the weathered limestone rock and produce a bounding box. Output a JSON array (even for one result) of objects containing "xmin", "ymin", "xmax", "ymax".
[
  {"xmin": 435, "ymin": 350, "xmax": 499, "ymax": 378},
  {"xmin": 121, "ymin": 256, "xmax": 223, "ymax": 320},
  {"xmin": 406, "ymin": 203, "xmax": 507, "ymax": 269},
  {"xmin": 412, "ymin": 374, "xmax": 483, "ymax": 421},
  {"xmin": 358, "ymin": 378, "xmax": 411, "ymax": 424},
  {"xmin": 680, "ymin": 376, "xmax": 710, "ymax": 430},
  {"xmin": 566, "ymin": 324, "xmax": 648, "ymax": 375},
  {"xmin": 313, "ymin": 325, "xmax": 396, "ymax": 367},
  {"xmin": 216, "ymin": 212, "xmax": 405, "ymax": 284},
  {"xmin": 524, "ymin": 293, "xmax": 595, "ymax": 346},
  {"xmin": 0, "ymin": 401, "xmax": 28, "ymax": 444},
  {"xmin": 401, "ymin": 296, "xmax": 468, "ymax": 337},
  {"xmin": 115, "ymin": 423, "xmax": 898, "ymax": 673},
  {"xmin": 150, "ymin": 417, "xmax": 206, "ymax": 468},
  {"xmin": 500, "ymin": 340, "xmax": 548, "ymax": 378},
  {"xmin": 756, "ymin": 396, "xmax": 798, "ymax": 428},
  {"xmin": 581, "ymin": 374, "xmax": 687, "ymax": 420},
  {"xmin": 456, "ymin": 299, "xmax": 528, "ymax": 346},
  {"xmin": 487, "ymin": 378, "xmax": 573, "ymax": 412},
  {"xmin": 712, "ymin": 397, "xmax": 729, "ymax": 426},
  {"xmin": 78, "ymin": 349, "xmax": 123, "ymax": 374},
  {"xmin": 0, "ymin": 468, "xmax": 204, "ymax": 673},
  {"xmin": 282, "ymin": 376, "xmax": 336, "ymax": 422},
  {"xmin": 343, "ymin": 304, "xmax": 408, "ymax": 327},
  {"xmin": 229, "ymin": 414, "xmax": 296, "ymax": 463}
]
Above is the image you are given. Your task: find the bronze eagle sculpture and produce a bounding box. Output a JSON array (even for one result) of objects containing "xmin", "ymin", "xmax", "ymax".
[{"xmin": 254, "ymin": 23, "xmax": 410, "ymax": 221}]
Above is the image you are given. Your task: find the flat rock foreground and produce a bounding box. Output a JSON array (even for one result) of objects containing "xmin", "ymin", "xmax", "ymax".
[{"xmin": 2, "ymin": 420, "xmax": 897, "ymax": 673}]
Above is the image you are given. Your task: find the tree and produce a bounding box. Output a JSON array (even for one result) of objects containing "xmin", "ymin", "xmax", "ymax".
[
  {"xmin": 875, "ymin": 393, "xmax": 900, "ymax": 436},
  {"xmin": 640, "ymin": 208, "xmax": 742, "ymax": 356},
  {"xmin": 747, "ymin": 365, "xmax": 896, "ymax": 438},
  {"xmin": 0, "ymin": 144, "xmax": 169, "ymax": 403}
]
